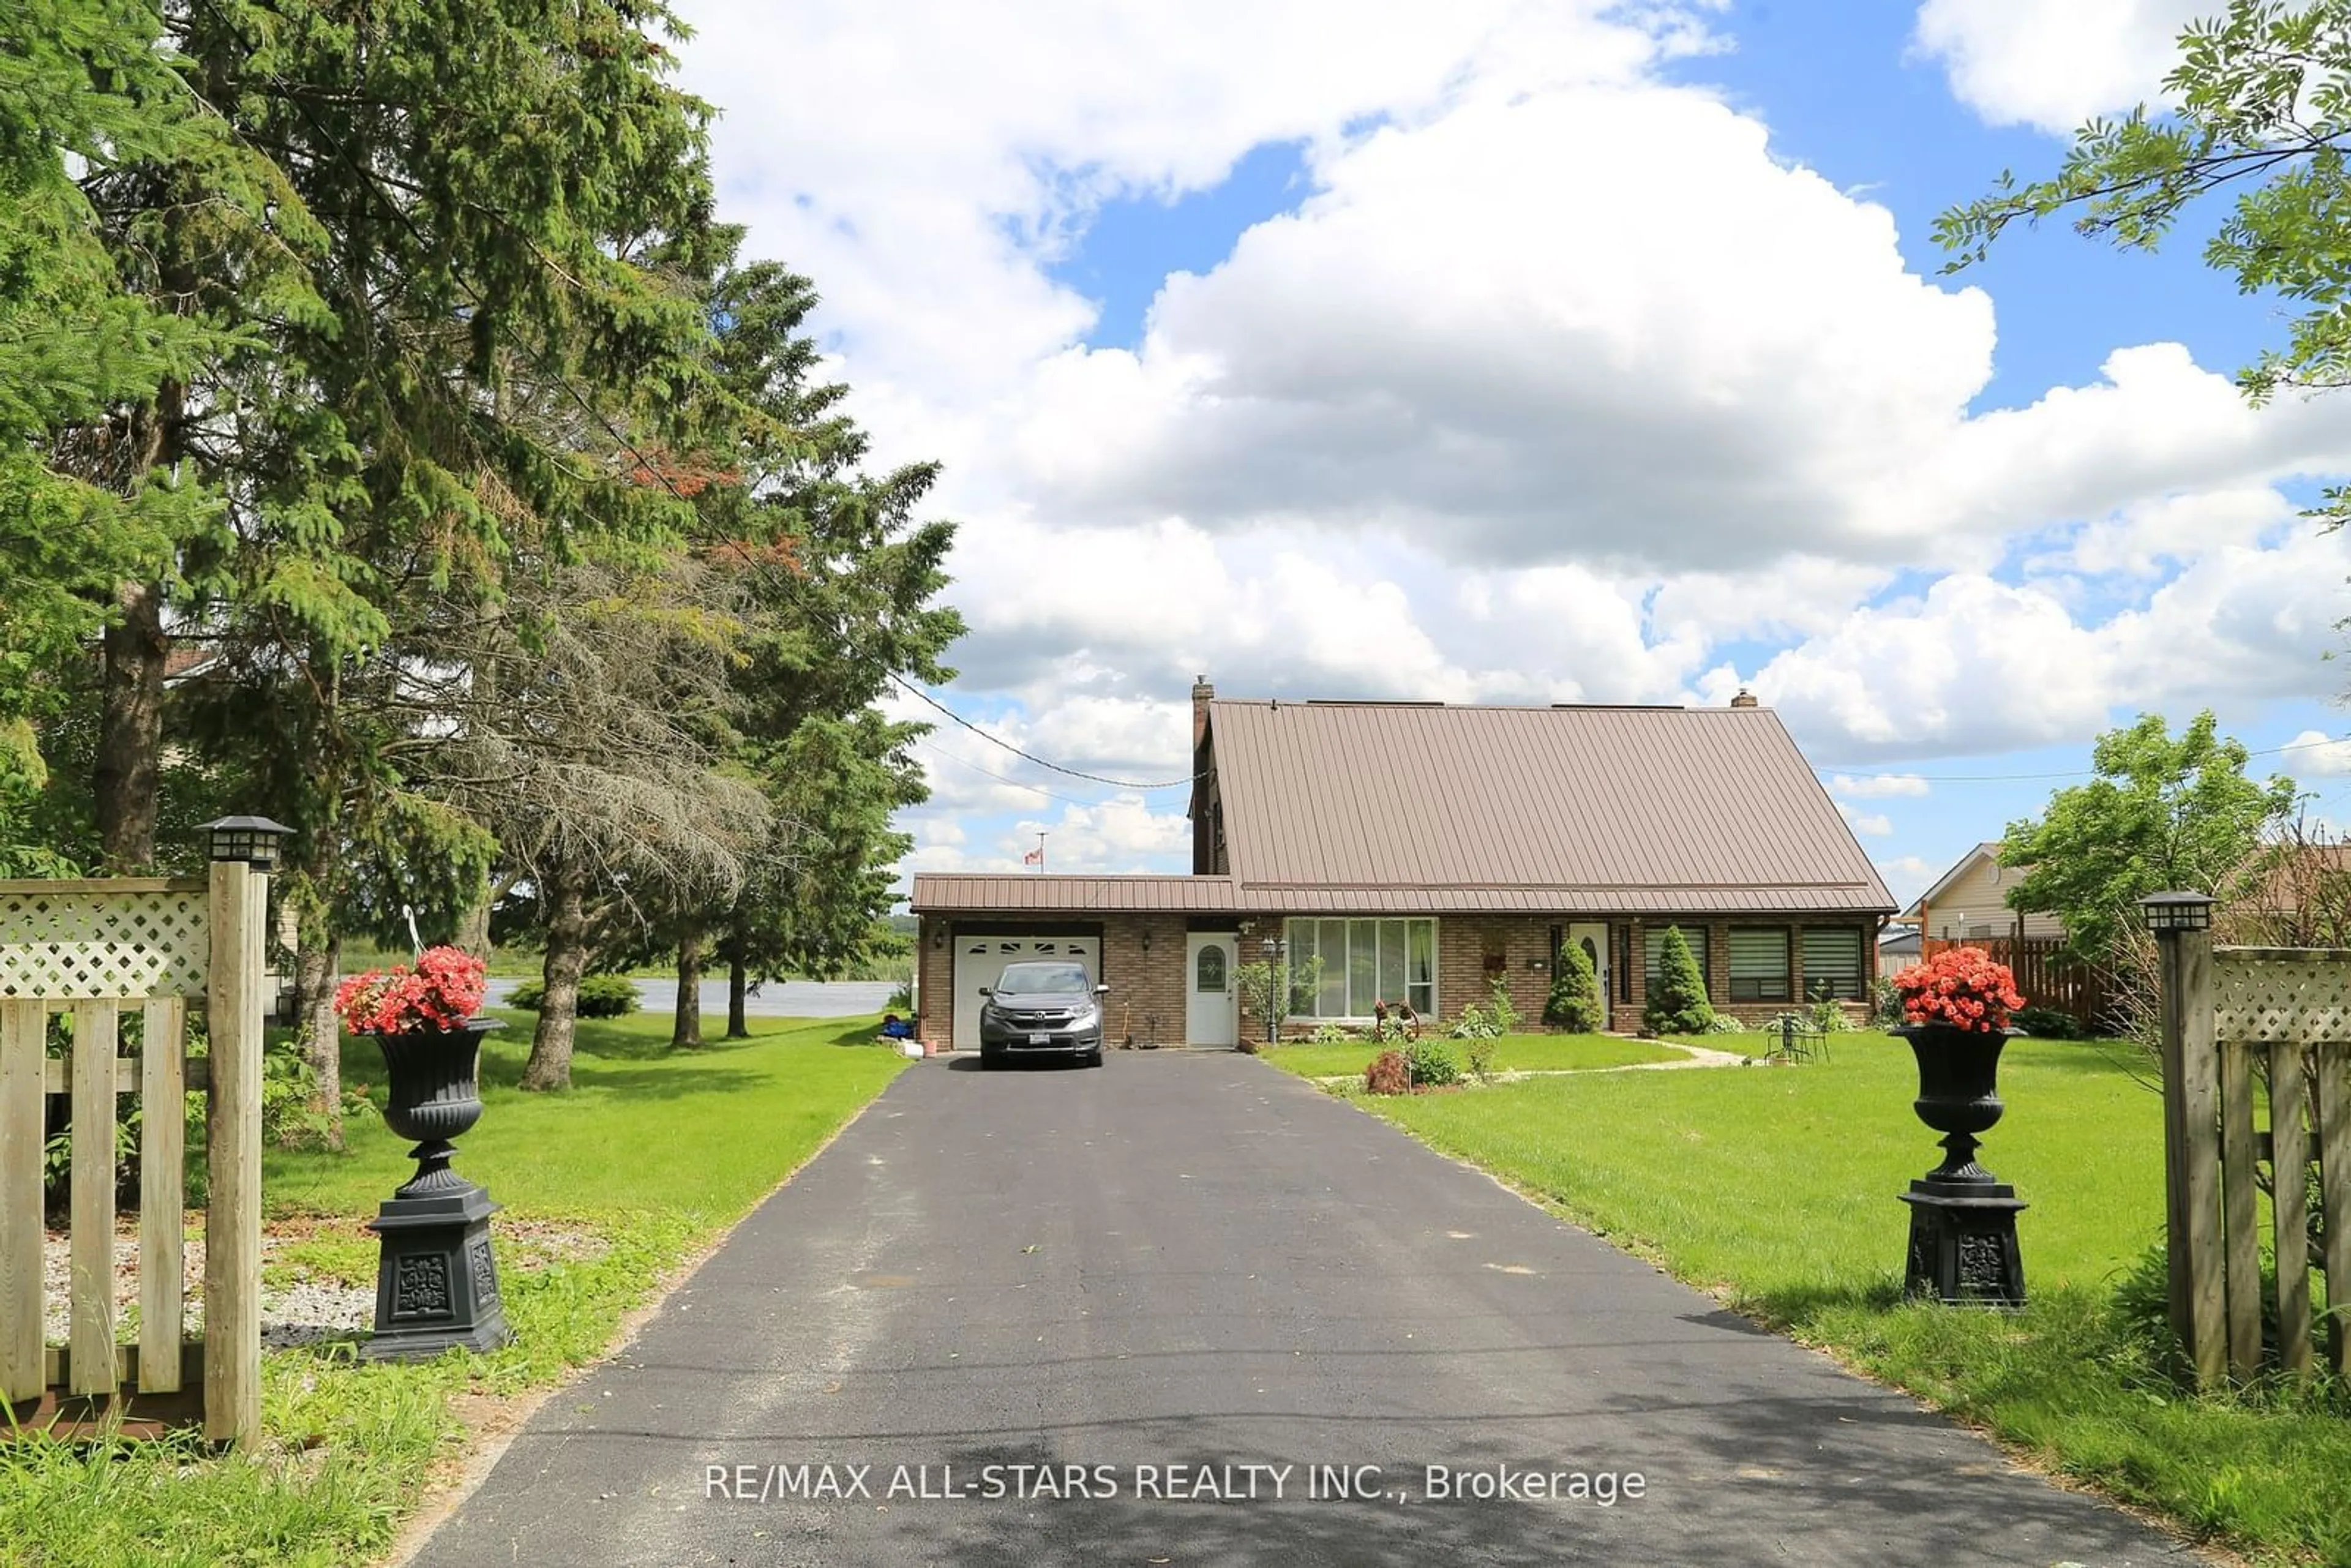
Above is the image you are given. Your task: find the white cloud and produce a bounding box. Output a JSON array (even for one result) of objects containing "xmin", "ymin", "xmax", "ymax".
[
  {"xmin": 669, "ymin": 2, "xmax": 2351, "ymax": 883},
  {"xmin": 1832, "ymin": 773, "xmax": 1932, "ymax": 799},
  {"xmin": 1837, "ymin": 802, "xmax": 1896, "ymax": 836},
  {"xmin": 1912, "ymin": 0, "xmax": 2207, "ymax": 133},
  {"xmin": 2284, "ymin": 729, "xmax": 2351, "ymax": 778}
]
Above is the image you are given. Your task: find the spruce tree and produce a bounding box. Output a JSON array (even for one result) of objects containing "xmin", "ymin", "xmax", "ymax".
[
  {"xmin": 1643, "ymin": 926, "xmax": 1715, "ymax": 1037},
  {"xmin": 1543, "ymin": 939, "xmax": 1606, "ymax": 1033}
]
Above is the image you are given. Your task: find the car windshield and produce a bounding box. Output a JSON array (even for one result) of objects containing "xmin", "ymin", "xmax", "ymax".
[{"xmin": 993, "ymin": 962, "xmax": 1091, "ymax": 997}]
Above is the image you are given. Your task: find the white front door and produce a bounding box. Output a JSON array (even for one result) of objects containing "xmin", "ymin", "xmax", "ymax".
[
  {"xmin": 1567, "ymin": 922, "xmax": 1609, "ymax": 1017},
  {"xmin": 1185, "ymin": 932, "xmax": 1238, "ymax": 1047},
  {"xmin": 952, "ymin": 935, "xmax": 1101, "ymax": 1050}
]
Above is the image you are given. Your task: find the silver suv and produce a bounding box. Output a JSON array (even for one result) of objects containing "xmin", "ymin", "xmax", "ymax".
[{"xmin": 978, "ymin": 962, "xmax": 1108, "ymax": 1068}]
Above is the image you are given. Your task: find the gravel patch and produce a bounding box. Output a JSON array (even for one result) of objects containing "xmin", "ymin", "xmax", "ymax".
[{"xmin": 39, "ymin": 1216, "xmax": 606, "ymax": 1353}]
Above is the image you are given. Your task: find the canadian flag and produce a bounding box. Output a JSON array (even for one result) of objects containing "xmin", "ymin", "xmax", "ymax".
[{"xmin": 1023, "ymin": 847, "xmax": 1043, "ymax": 865}]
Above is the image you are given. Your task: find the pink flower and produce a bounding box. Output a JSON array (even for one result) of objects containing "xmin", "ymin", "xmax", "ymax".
[
  {"xmin": 333, "ymin": 946, "xmax": 489, "ymax": 1035},
  {"xmin": 1891, "ymin": 949, "xmax": 2025, "ymax": 1035}
]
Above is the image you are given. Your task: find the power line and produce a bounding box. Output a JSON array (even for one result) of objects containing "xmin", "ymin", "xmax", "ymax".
[
  {"xmin": 915, "ymin": 740, "xmax": 1129, "ymax": 809},
  {"xmin": 1824, "ymin": 733, "xmax": 2350, "ymax": 786},
  {"xmin": 888, "ymin": 677, "xmax": 1202, "ymax": 790}
]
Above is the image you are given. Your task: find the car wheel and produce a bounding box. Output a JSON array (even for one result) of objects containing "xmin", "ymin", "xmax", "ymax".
[{"xmin": 1084, "ymin": 1046, "xmax": 1104, "ymax": 1068}]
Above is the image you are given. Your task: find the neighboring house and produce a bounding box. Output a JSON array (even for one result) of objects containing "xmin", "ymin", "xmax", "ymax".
[
  {"xmin": 909, "ymin": 683, "xmax": 1897, "ymax": 1049},
  {"xmin": 1878, "ymin": 924, "xmax": 1921, "ymax": 964},
  {"xmin": 1899, "ymin": 842, "xmax": 2062, "ymax": 941}
]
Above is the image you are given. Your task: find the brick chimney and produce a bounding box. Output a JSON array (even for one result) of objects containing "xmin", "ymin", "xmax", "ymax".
[
  {"xmin": 1730, "ymin": 688, "xmax": 1758, "ymax": 708},
  {"xmin": 1191, "ymin": 675, "xmax": 1215, "ymax": 751}
]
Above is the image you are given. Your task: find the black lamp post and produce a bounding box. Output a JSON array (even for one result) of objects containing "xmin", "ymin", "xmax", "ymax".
[
  {"xmin": 1261, "ymin": 935, "xmax": 1286, "ymax": 1048},
  {"xmin": 2141, "ymin": 889, "xmax": 2215, "ymax": 1348},
  {"xmin": 201, "ymin": 816, "xmax": 292, "ymax": 870}
]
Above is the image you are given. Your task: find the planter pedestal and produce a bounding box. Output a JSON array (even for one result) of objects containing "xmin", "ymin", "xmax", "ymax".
[
  {"xmin": 361, "ymin": 1019, "xmax": 512, "ymax": 1360},
  {"xmin": 1896, "ymin": 1025, "xmax": 2028, "ymax": 1308},
  {"xmin": 364, "ymin": 1181, "xmax": 510, "ymax": 1359}
]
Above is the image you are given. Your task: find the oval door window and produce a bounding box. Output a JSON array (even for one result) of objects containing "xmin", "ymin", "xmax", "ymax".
[{"xmin": 1196, "ymin": 945, "xmax": 1227, "ymax": 992}]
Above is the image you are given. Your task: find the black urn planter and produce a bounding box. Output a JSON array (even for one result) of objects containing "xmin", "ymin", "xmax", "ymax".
[
  {"xmin": 363, "ymin": 1018, "xmax": 512, "ymax": 1360},
  {"xmin": 1894, "ymin": 1024, "xmax": 2028, "ymax": 1308}
]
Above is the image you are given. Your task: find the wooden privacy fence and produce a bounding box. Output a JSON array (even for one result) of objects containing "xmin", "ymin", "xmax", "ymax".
[
  {"xmin": 2161, "ymin": 942, "xmax": 2351, "ymax": 1387},
  {"xmin": 1921, "ymin": 935, "xmax": 2113, "ymax": 1032},
  {"xmin": 0, "ymin": 865, "xmax": 268, "ymax": 1443}
]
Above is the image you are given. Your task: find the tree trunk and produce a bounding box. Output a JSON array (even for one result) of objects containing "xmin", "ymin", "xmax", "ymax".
[
  {"xmin": 95, "ymin": 579, "xmax": 168, "ymax": 871},
  {"xmin": 291, "ymin": 928, "xmax": 343, "ymax": 1151},
  {"xmin": 672, "ymin": 919, "xmax": 707, "ymax": 1049},
  {"xmin": 727, "ymin": 952, "xmax": 750, "ymax": 1040},
  {"xmin": 454, "ymin": 888, "xmax": 492, "ymax": 961},
  {"xmin": 522, "ymin": 864, "xmax": 587, "ymax": 1091}
]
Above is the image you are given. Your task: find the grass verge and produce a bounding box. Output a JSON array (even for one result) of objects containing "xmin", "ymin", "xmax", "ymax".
[
  {"xmin": 1258, "ymin": 1032, "xmax": 1685, "ymax": 1080},
  {"xmin": 1, "ymin": 1009, "xmax": 907, "ymax": 1568},
  {"xmin": 1346, "ymin": 1031, "xmax": 2351, "ymax": 1566}
]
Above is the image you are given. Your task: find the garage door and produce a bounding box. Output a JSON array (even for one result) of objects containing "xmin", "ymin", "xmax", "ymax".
[{"xmin": 952, "ymin": 935, "xmax": 1102, "ymax": 1050}]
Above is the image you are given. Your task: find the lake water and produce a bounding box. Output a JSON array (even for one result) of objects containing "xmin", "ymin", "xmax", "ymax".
[{"xmin": 484, "ymin": 977, "xmax": 897, "ymax": 1019}]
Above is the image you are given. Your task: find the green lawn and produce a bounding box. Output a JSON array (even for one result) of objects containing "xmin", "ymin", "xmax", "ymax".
[
  {"xmin": 1346, "ymin": 1030, "xmax": 2351, "ymax": 1566},
  {"xmin": 2, "ymin": 1009, "xmax": 907, "ymax": 1568},
  {"xmin": 1259, "ymin": 1032, "xmax": 1686, "ymax": 1079}
]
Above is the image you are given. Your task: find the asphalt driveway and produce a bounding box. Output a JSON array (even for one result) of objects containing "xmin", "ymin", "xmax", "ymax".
[{"xmin": 413, "ymin": 1051, "xmax": 2192, "ymax": 1567}]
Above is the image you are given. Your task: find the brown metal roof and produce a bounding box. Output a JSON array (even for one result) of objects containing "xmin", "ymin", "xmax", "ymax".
[
  {"xmin": 1207, "ymin": 700, "xmax": 1894, "ymax": 915},
  {"xmin": 910, "ymin": 874, "xmax": 1240, "ymax": 913}
]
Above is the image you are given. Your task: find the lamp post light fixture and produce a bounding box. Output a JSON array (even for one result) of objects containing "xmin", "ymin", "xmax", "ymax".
[
  {"xmin": 201, "ymin": 815, "xmax": 293, "ymax": 870},
  {"xmin": 2140, "ymin": 890, "xmax": 2216, "ymax": 936}
]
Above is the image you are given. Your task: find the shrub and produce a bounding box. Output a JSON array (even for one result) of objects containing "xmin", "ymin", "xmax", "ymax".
[
  {"xmin": 1312, "ymin": 1021, "xmax": 1354, "ymax": 1045},
  {"xmin": 1808, "ymin": 997, "xmax": 1853, "ymax": 1033},
  {"xmin": 1871, "ymin": 975, "xmax": 1903, "ymax": 1027},
  {"xmin": 1643, "ymin": 926, "xmax": 1715, "ymax": 1036},
  {"xmin": 885, "ymin": 979, "xmax": 915, "ymax": 1013},
  {"xmin": 1365, "ymin": 1049, "xmax": 1411, "ymax": 1095},
  {"xmin": 507, "ymin": 973, "xmax": 640, "ymax": 1017},
  {"xmin": 1543, "ymin": 940, "xmax": 1605, "ymax": 1032},
  {"xmin": 1463, "ymin": 1035, "xmax": 1498, "ymax": 1082},
  {"xmin": 1485, "ymin": 976, "xmax": 1520, "ymax": 1037},
  {"xmin": 2011, "ymin": 1003, "xmax": 2082, "ymax": 1039},
  {"xmin": 1704, "ymin": 1013, "xmax": 1744, "ymax": 1033},
  {"xmin": 1448, "ymin": 1003, "xmax": 1498, "ymax": 1040},
  {"xmin": 1407, "ymin": 1037, "xmax": 1462, "ymax": 1087}
]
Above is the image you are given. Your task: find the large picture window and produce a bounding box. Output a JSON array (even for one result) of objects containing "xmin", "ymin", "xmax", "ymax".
[
  {"xmin": 1801, "ymin": 926, "xmax": 1864, "ymax": 1001},
  {"xmin": 1728, "ymin": 928, "xmax": 1791, "ymax": 1002},
  {"xmin": 1643, "ymin": 925, "xmax": 1710, "ymax": 1000},
  {"xmin": 1285, "ymin": 918, "xmax": 1435, "ymax": 1018}
]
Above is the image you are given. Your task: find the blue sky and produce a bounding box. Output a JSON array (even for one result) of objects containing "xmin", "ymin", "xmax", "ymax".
[{"xmin": 676, "ymin": 1, "xmax": 2351, "ymax": 905}]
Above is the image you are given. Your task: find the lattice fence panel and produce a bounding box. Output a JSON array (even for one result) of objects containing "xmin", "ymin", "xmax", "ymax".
[
  {"xmin": 2212, "ymin": 948, "xmax": 2351, "ymax": 1046},
  {"xmin": 0, "ymin": 881, "xmax": 209, "ymax": 999}
]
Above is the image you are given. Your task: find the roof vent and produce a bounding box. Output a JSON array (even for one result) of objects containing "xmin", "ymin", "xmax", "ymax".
[{"xmin": 1730, "ymin": 688, "xmax": 1759, "ymax": 708}]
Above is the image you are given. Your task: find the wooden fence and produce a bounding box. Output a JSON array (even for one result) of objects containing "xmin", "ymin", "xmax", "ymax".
[
  {"xmin": 1921, "ymin": 935, "xmax": 2113, "ymax": 1032},
  {"xmin": 2159, "ymin": 940, "xmax": 2351, "ymax": 1387},
  {"xmin": 0, "ymin": 865, "xmax": 267, "ymax": 1442}
]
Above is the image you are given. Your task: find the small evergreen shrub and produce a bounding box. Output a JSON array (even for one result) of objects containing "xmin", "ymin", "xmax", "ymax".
[
  {"xmin": 1407, "ymin": 1038, "xmax": 1462, "ymax": 1087},
  {"xmin": 1543, "ymin": 940, "xmax": 1606, "ymax": 1032},
  {"xmin": 1643, "ymin": 926, "xmax": 1715, "ymax": 1036},
  {"xmin": 2010, "ymin": 1004, "xmax": 2081, "ymax": 1039},
  {"xmin": 1365, "ymin": 1049, "xmax": 1411, "ymax": 1095},
  {"xmin": 508, "ymin": 973, "xmax": 640, "ymax": 1017}
]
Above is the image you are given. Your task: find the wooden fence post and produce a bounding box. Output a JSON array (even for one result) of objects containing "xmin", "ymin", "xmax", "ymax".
[
  {"xmin": 203, "ymin": 860, "xmax": 264, "ymax": 1446},
  {"xmin": 2159, "ymin": 924, "xmax": 2227, "ymax": 1387},
  {"xmin": 0, "ymin": 1000, "xmax": 42, "ymax": 1403}
]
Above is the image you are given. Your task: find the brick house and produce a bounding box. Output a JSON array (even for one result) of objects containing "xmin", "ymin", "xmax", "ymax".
[{"xmin": 909, "ymin": 684, "xmax": 1895, "ymax": 1049}]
